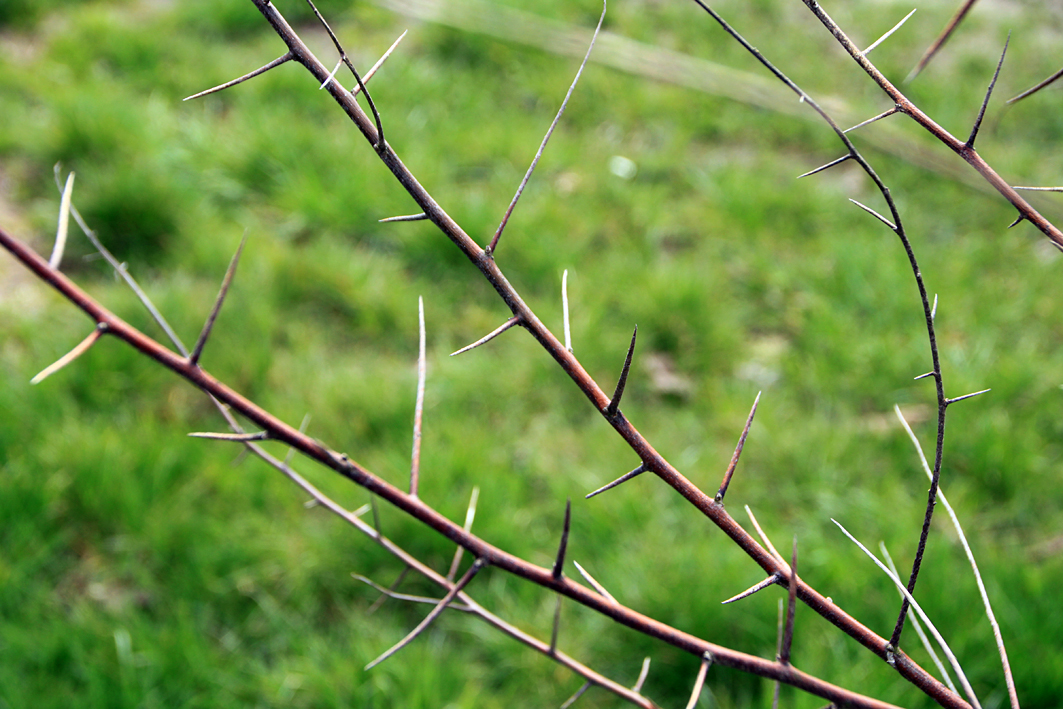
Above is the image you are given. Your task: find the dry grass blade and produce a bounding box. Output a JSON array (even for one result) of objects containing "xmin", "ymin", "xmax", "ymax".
[
  {"xmin": 831, "ymin": 519, "xmax": 982, "ymax": 709},
  {"xmin": 410, "ymin": 296, "xmax": 426, "ymax": 498},
  {"xmin": 365, "ymin": 558, "xmax": 486, "ymax": 670},
  {"xmin": 715, "ymin": 391, "xmax": 761, "ymax": 502},
  {"xmin": 965, "ymin": 34, "xmax": 1009, "ymax": 149},
  {"xmin": 906, "ymin": 0, "xmax": 980, "ymax": 83},
  {"xmin": 1007, "ymin": 67, "xmax": 1063, "ymax": 105},
  {"xmin": 894, "ymin": 406, "xmax": 1019, "ymax": 709},
  {"xmin": 861, "ymin": 9, "xmax": 916, "ymax": 57},
  {"xmin": 486, "ymin": 0, "xmax": 606, "ymax": 255},
  {"xmin": 49, "ymin": 171, "xmax": 74, "ymax": 269},
  {"xmin": 606, "ymin": 324, "xmax": 637, "ymax": 417},
  {"xmin": 189, "ymin": 233, "xmax": 248, "ymax": 366},
  {"xmin": 684, "ymin": 652, "xmax": 713, "ymax": 709},
  {"xmin": 449, "ymin": 316, "xmax": 520, "ymax": 356},
  {"xmin": 585, "ymin": 463, "xmax": 645, "ymax": 499},
  {"xmin": 184, "ymin": 53, "xmax": 292, "ymax": 100},
  {"xmin": 31, "ymin": 325, "xmax": 104, "ymax": 385}
]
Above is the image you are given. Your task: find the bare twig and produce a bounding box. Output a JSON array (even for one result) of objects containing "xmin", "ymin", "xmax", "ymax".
[
  {"xmin": 184, "ymin": 52, "xmax": 293, "ymax": 101},
  {"xmin": 486, "ymin": 0, "xmax": 606, "ymax": 256},
  {"xmin": 894, "ymin": 407, "xmax": 1018, "ymax": 709},
  {"xmin": 365, "ymin": 557, "xmax": 486, "ymax": 670}
]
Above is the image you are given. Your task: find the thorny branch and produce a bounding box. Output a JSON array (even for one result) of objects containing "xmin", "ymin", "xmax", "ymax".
[{"xmin": 3, "ymin": 0, "xmax": 1036, "ymax": 705}]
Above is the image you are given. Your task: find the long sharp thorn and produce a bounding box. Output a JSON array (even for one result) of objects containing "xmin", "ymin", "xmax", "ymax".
[
  {"xmin": 354, "ymin": 570, "xmax": 474, "ymax": 613},
  {"xmin": 572, "ymin": 560, "xmax": 616, "ymax": 603},
  {"xmin": 49, "ymin": 171, "xmax": 75, "ymax": 269},
  {"xmin": 585, "ymin": 463, "xmax": 645, "ymax": 499},
  {"xmin": 319, "ymin": 57, "xmax": 344, "ymax": 90},
  {"xmin": 31, "ymin": 325, "xmax": 105, "ymax": 384},
  {"xmin": 364, "ymin": 558, "xmax": 485, "ymax": 670},
  {"xmin": 797, "ymin": 154, "xmax": 851, "ymax": 179},
  {"xmin": 549, "ymin": 593, "xmax": 562, "ymax": 655},
  {"xmin": 486, "ymin": 0, "xmax": 606, "ymax": 256},
  {"xmin": 447, "ymin": 486, "xmax": 480, "ymax": 582},
  {"xmin": 1007, "ymin": 67, "xmax": 1063, "ymax": 105},
  {"xmin": 850, "ymin": 199, "xmax": 897, "ymax": 231},
  {"xmin": 606, "ymin": 325, "xmax": 637, "ymax": 418},
  {"xmin": 303, "ymin": 0, "xmax": 384, "ymax": 149},
  {"xmin": 843, "ymin": 107, "xmax": 898, "ymax": 134},
  {"xmin": 560, "ymin": 681, "xmax": 592, "ymax": 709},
  {"xmin": 946, "ymin": 388, "xmax": 991, "ymax": 405},
  {"xmin": 449, "ymin": 316, "xmax": 521, "ymax": 356},
  {"xmin": 1013, "ymin": 186, "xmax": 1063, "ymax": 193},
  {"xmin": 861, "ymin": 9, "xmax": 916, "ymax": 57},
  {"xmin": 779, "ymin": 537, "xmax": 798, "ymax": 665},
  {"xmin": 189, "ymin": 233, "xmax": 248, "ymax": 367},
  {"xmin": 1007, "ymin": 214, "xmax": 1024, "ymax": 229},
  {"xmin": 562, "ymin": 269, "xmax": 573, "ymax": 353},
  {"xmin": 721, "ymin": 573, "xmax": 780, "ymax": 605},
  {"xmin": 716, "ymin": 391, "xmax": 761, "ymax": 503},
  {"xmin": 184, "ymin": 53, "xmax": 292, "ymax": 101},
  {"xmin": 931, "ymin": 294, "xmax": 938, "ymax": 321},
  {"xmin": 684, "ymin": 652, "xmax": 714, "ymax": 709},
  {"xmin": 966, "ymin": 33, "xmax": 1010, "ymax": 149},
  {"xmin": 188, "ymin": 431, "xmax": 269, "ymax": 441},
  {"xmin": 352, "ymin": 30, "xmax": 408, "ymax": 95},
  {"xmin": 632, "ymin": 657, "xmax": 651, "ymax": 692},
  {"xmin": 745, "ymin": 505, "xmax": 786, "ymax": 567},
  {"xmin": 914, "ymin": 371, "xmax": 936, "ymax": 381},
  {"xmin": 410, "ymin": 296, "xmax": 426, "ymax": 498},
  {"xmin": 906, "ymin": 0, "xmax": 980, "ymax": 83},
  {"xmin": 552, "ymin": 498, "xmax": 572, "ymax": 580},
  {"xmin": 379, "ymin": 212, "xmax": 429, "ymax": 223}
]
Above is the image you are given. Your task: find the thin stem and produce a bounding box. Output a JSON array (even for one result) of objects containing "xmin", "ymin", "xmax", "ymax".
[{"xmin": 487, "ymin": 0, "xmax": 606, "ymax": 256}]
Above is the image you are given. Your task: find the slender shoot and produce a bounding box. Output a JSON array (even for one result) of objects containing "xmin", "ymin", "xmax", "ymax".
[{"xmin": 487, "ymin": 0, "xmax": 606, "ymax": 255}]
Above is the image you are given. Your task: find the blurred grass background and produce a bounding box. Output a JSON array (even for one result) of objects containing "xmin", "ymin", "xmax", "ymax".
[{"xmin": 1, "ymin": 0, "xmax": 1062, "ymax": 707}]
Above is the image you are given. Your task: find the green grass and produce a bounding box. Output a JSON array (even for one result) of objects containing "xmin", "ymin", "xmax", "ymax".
[{"xmin": 2, "ymin": 1, "xmax": 1062, "ymax": 707}]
